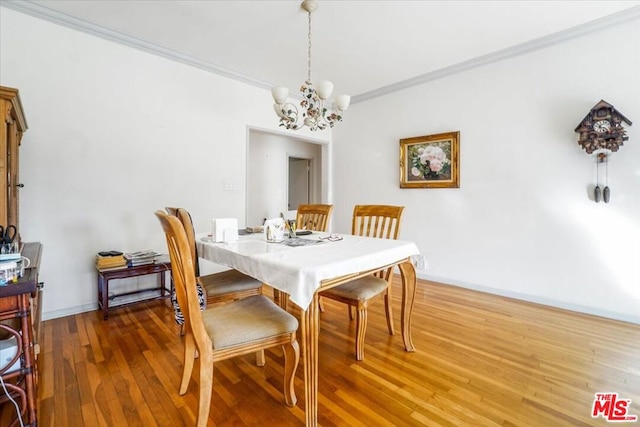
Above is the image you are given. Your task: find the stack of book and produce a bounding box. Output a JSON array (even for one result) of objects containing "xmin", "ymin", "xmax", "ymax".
[
  {"xmin": 124, "ymin": 250, "xmax": 161, "ymax": 267},
  {"xmin": 95, "ymin": 251, "xmax": 127, "ymax": 270}
]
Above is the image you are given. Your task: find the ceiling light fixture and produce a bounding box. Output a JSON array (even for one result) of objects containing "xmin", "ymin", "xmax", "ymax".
[{"xmin": 271, "ymin": 0, "xmax": 350, "ymax": 131}]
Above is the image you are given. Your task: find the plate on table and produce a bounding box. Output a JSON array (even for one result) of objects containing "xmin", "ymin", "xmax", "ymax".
[{"xmin": 295, "ymin": 230, "xmax": 313, "ymax": 236}]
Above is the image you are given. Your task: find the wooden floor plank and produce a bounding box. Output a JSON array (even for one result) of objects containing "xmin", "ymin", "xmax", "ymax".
[{"xmin": 32, "ymin": 278, "xmax": 639, "ymax": 425}]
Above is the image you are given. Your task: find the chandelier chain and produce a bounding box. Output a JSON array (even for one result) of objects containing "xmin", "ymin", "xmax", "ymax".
[{"xmin": 307, "ymin": 9, "xmax": 312, "ymax": 82}]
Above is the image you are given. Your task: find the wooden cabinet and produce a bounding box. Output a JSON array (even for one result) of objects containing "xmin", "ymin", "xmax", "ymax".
[
  {"xmin": 0, "ymin": 86, "xmax": 28, "ymax": 234},
  {"xmin": 0, "ymin": 242, "xmax": 42, "ymax": 426},
  {"xmin": 0, "ymin": 88, "xmax": 36, "ymax": 425}
]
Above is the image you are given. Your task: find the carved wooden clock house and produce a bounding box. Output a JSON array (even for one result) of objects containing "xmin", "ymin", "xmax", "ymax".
[
  {"xmin": 574, "ymin": 100, "xmax": 632, "ymax": 203},
  {"xmin": 574, "ymin": 100, "xmax": 632, "ymax": 154}
]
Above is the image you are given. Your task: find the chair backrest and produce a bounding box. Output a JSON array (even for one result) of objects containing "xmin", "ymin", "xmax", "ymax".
[
  {"xmin": 351, "ymin": 205, "xmax": 404, "ymax": 280},
  {"xmin": 296, "ymin": 204, "xmax": 334, "ymax": 232},
  {"xmin": 155, "ymin": 210, "xmax": 210, "ymax": 349},
  {"xmin": 352, "ymin": 205, "xmax": 404, "ymax": 239},
  {"xmin": 166, "ymin": 207, "xmax": 201, "ymax": 277},
  {"xmin": 174, "ymin": 208, "xmax": 201, "ymax": 277}
]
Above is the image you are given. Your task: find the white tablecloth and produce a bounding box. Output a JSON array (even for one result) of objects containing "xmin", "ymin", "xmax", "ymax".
[{"xmin": 196, "ymin": 232, "xmax": 420, "ymax": 309}]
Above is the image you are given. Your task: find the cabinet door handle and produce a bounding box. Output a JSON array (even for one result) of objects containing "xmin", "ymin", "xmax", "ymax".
[{"xmin": 15, "ymin": 183, "xmax": 25, "ymax": 188}]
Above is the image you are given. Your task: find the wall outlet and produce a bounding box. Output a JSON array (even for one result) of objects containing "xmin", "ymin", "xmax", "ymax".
[{"xmin": 414, "ymin": 255, "xmax": 429, "ymax": 270}]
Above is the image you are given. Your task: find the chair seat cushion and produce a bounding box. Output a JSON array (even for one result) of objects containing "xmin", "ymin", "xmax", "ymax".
[
  {"xmin": 202, "ymin": 295, "xmax": 298, "ymax": 349},
  {"xmin": 322, "ymin": 275, "xmax": 388, "ymax": 301},
  {"xmin": 198, "ymin": 269, "xmax": 262, "ymax": 297}
]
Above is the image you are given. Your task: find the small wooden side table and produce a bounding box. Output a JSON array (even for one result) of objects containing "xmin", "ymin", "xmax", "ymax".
[{"xmin": 96, "ymin": 261, "xmax": 172, "ymax": 320}]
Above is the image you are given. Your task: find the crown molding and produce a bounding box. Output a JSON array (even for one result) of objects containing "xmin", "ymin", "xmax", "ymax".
[
  {"xmin": 0, "ymin": 0, "xmax": 274, "ymax": 90},
  {"xmin": 352, "ymin": 5, "xmax": 640, "ymax": 104},
  {"xmin": 2, "ymin": 1, "xmax": 639, "ymax": 104}
]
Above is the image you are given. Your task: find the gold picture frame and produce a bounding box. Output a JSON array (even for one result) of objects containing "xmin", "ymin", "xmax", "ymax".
[{"xmin": 400, "ymin": 131, "xmax": 460, "ymax": 188}]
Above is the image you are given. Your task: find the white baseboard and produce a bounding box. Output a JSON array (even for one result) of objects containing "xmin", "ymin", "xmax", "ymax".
[
  {"xmin": 42, "ymin": 302, "xmax": 98, "ymax": 322},
  {"xmin": 42, "ymin": 273, "xmax": 639, "ymax": 325},
  {"xmin": 415, "ymin": 272, "xmax": 640, "ymax": 325}
]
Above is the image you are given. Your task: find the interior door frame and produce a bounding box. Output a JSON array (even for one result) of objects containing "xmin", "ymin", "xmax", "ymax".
[{"xmin": 246, "ymin": 126, "xmax": 332, "ymax": 227}]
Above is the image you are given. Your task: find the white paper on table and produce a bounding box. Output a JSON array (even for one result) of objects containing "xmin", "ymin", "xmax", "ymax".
[{"xmin": 211, "ymin": 218, "xmax": 238, "ymax": 242}]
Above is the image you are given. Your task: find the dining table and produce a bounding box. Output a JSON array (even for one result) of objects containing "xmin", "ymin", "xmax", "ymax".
[{"xmin": 196, "ymin": 231, "xmax": 420, "ymax": 426}]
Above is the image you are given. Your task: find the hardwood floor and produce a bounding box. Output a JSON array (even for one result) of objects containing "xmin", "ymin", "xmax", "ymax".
[{"xmin": 36, "ymin": 279, "xmax": 639, "ymax": 426}]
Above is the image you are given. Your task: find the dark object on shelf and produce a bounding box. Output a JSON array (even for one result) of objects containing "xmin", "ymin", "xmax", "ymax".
[{"xmin": 98, "ymin": 250, "xmax": 123, "ymax": 257}]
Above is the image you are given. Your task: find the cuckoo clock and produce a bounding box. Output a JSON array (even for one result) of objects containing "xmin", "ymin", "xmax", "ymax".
[
  {"xmin": 575, "ymin": 100, "xmax": 632, "ymax": 154},
  {"xmin": 574, "ymin": 100, "xmax": 633, "ymax": 203}
]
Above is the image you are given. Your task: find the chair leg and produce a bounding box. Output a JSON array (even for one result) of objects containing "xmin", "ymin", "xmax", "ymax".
[
  {"xmin": 355, "ymin": 303, "xmax": 368, "ymax": 361},
  {"xmin": 282, "ymin": 338, "xmax": 300, "ymax": 406},
  {"xmin": 256, "ymin": 349, "xmax": 266, "ymax": 366},
  {"xmin": 180, "ymin": 332, "xmax": 196, "ymax": 395},
  {"xmin": 196, "ymin": 350, "xmax": 215, "ymax": 427},
  {"xmin": 384, "ymin": 287, "xmax": 394, "ymax": 335}
]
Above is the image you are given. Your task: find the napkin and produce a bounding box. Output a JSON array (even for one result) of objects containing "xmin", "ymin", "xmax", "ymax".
[{"xmin": 264, "ymin": 218, "xmax": 285, "ymax": 241}]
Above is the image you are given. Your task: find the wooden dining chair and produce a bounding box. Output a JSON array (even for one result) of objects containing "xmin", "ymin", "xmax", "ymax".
[
  {"xmin": 319, "ymin": 204, "xmax": 404, "ymax": 360},
  {"xmin": 154, "ymin": 210, "xmax": 299, "ymax": 427},
  {"xmin": 295, "ymin": 204, "xmax": 334, "ymax": 232},
  {"xmin": 295, "ymin": 204, "xmax": 334, "ymax": 312},
  {"xmin": 170, "ymin": 207, "xmax": 267, "ymax": 364},
  {"xmin": 169, "ymin": 207, "xmax": 263, "ymax": 305}
]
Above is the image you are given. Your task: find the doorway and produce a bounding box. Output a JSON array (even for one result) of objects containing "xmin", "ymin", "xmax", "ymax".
[
  {"xmin": 246, "ymin": 130, "xmax": 327, "ymax": 228},
  {"xmin": 288, "ymin": 157, "xmax": 311, "ymax": 210}
]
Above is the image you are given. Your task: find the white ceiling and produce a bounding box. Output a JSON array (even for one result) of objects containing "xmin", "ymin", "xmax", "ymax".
[{"xmin": 5, "ymin": 0, "xmax": 640, "ymax": 103}]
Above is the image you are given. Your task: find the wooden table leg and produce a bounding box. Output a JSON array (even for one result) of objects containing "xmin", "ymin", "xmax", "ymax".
[
  {"xmin": 159, "ymin": 270, "xmax": 166, "ymax": 298},
  {"xmin": 98, "ymin": 274, "xmax": 109, "ymax": 320},
  {"xmin": 301, "ymin": 292, "xmax": 319, "ymax": 427},
  {"xmin": 398, "ymin": 260, "xmax": 417, "ymax": 352}
]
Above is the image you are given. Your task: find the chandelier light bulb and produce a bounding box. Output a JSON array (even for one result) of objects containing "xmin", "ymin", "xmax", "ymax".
[
  {"xmin": 316, "ymin": 80, "xmax": 334, "ymax": 100},
  {"xmin": 335, "ymin": 94, "xmax": 351, "ymax": 111},
  {"xmin": 271, "ymin": 86, "xmax": 289, "ymax": 105}
]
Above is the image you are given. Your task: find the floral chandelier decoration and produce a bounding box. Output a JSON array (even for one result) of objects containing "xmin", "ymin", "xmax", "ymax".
[{"xmin": 271, "ymin": 0, "xmax": 350, "ymax": 131}]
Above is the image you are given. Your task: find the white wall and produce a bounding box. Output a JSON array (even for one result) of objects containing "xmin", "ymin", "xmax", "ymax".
[
  {"xmin": 332, "ymin": 17, "xmax": 640, "ymax": 323},
  {"xmin": 247, "ymin": 130, "xmax": 325, "ymax": 227},
  {"xmin": 0, "ymin": 8, "xmax": 330, "ymax": 318},
  {"xmin": 2, "ymin": 7, "xmax": 638, "ymax": 324}
]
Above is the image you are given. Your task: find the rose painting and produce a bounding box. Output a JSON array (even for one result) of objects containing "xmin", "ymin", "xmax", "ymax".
[
  {"xmin": 409, "ymin": 142, "xmax": 452, "ymax": 180},
  {"xmin": 400, "ymin": 131, "xmax": 460, "ymax": 188}
]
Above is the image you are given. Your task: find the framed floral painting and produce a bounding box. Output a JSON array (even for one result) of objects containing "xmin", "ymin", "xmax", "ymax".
[{"xmin": 399, "ymin": 131, "xmax": 460, "ymax": 188}]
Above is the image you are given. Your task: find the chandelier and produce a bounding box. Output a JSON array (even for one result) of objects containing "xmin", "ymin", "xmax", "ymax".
[{"xmin": 271, "ymin": 0, "xmax": 350, "ymax": 131}]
